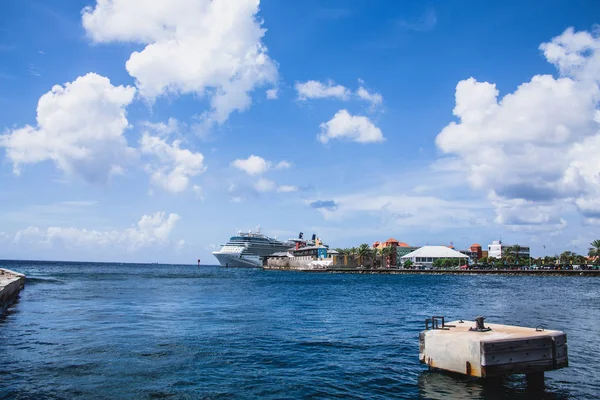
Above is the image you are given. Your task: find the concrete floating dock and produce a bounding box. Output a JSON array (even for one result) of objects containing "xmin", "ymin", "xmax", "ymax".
[
  {"xmin": 0, "ymin": 268, "xmax": 26, "ymax": 316},
  {"xmin": 419, "ymin": 317, "xmax": 567, "ymax": 382}
]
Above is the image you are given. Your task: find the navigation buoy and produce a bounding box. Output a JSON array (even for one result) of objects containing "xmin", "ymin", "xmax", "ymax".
[{"xmin": 197, "ymin": 259, "xmax": 201, "ymax": 267}]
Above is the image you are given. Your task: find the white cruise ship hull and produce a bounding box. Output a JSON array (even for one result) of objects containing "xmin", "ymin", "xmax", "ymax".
[{"xmin": 212, "ymin": 252, "xmax": 263, "ymax": 268}]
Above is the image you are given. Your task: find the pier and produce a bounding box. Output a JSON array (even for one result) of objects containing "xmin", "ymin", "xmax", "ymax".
[
  {"xmin": 0, "ymin": 268, "xmax": 25, "ymax": 316},
  {"xmin": 419, "ymin": 317, "xmax": 568, "ymax": 385}
]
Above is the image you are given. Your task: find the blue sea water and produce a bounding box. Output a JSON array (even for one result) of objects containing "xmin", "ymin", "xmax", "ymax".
[{"xmin": 0, "ymin": 261, "xmax": 599, "ymax": 399}]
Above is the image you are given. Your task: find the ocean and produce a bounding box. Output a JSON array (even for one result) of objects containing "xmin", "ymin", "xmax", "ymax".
[{"xmin": 0, "ymin": 260, "xmax": 599, "ymax": 399}]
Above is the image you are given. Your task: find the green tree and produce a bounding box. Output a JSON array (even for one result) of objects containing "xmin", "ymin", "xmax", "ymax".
[
  {"xmin": 357, "ymin": 243, "xmax": 373, "ymax": 267},
  {"xmin": 589, "ymin": 240, "xmax": 600, "ymax": 265},
  {"xmin": 493, "ymin": 257, "xmax": 504, "ymax": 269},
  {"xmin": 559, "ymin": 251, "xmax": 574, "ymax": 266},
  {"xmin": 334, "ymin": 248, "xmax": 347, "ymax": 255},
  {"xmin": 382, "ymin": 246, "xmax": 396, "ymax": 268},
  {"xmin": 504, "ymin": 255, "xmax": 515, "ymax": 268},
  {"xmin": 575, "ymin": 255, "xmax": 587, "ymax": 266},
  {"xmin": 403, "ymin": 260, "xmax": 413, "ymax": 269},
  {"xmin": 511, "ymin": 244, "xmax": 522, "ymax": 265}
]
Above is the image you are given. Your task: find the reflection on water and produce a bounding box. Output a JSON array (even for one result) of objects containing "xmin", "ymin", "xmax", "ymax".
[{"xmin": 418, "ymin": 370, "xmax": 571, "ymax": 400}]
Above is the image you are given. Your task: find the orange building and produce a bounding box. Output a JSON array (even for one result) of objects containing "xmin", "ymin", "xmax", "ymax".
[
  {"xmin": 470, "ymin": 244, "xmax": 483, "ymax": 260},
  {"xmin": 372, "ymin": 238, "xmax": 416, "ymax": 267}
]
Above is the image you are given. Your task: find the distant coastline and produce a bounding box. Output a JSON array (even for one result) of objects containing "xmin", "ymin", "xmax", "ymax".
[{"xmin": 263, "ymin": 266, "xmax": 600, "ymax": 276}]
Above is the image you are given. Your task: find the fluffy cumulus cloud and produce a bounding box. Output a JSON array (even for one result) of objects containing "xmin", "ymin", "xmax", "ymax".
[
  {"xmin": 318, "ymin": 109, "xmax": 384, "ymax": 143},
  {"xmin": 357, "ymin": 85, "xmax": 383, "ymax": 108},
  {"xmin": 139, "ymin": 125, "xmax": 206, "ymax": 193},
  {"xmin": 231, "ymin": 154, "xmax": 291, "ymax": 175},
  {"xmin": 11, "ymin": 212, "xmax": 180, "ymax": 252},
  {"xmin": 295, "ymin": 80, "xmax": 351, "ymax": 101},
  {"xmin": 295, "ymin": 79, "xmax": 383, "ymax": 108},
  {"xmin": 0, "ymin": 73, "xmax": 136, "ymax": 183},
  {"xmin": 82, "ymin": 0, "xmax": 277, "ymax": 127},
  {"xmin": 436, "ymin": 27, "xmax": 600, "ymax": 226}
]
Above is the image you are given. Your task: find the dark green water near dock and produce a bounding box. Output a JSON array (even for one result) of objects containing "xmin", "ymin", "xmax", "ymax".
[{"xmin": 1, "ymin": 260, "xmax": 599, "ymax": 399}]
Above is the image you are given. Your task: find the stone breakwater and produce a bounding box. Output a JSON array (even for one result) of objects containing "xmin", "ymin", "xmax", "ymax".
[
  {"xmin": 263, "ymin": 266, "xmax": 600, "ymax": 276},
  {"xmin": 0, "ymin": 268, "xmax": 25, "ymax": 316}
]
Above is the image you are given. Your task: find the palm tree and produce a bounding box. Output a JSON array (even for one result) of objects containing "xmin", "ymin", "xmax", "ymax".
[
  {"xmin": 374, "ymin": 247, "xmax": 383, "ymax": 268},
  {"xmin": 357, "ymin": 243, "xmax": 372, "ymax": 267},
  {"xmin": 510, "ymin": 244, "xmax": 522, "ymax": 266},
  {"xmin": 589, "ymin": 240, "xmax": 600, "ymax": 265},
  {"xmin": 382, "ymin": 246, "xmax": 396, "ymax": 268}
]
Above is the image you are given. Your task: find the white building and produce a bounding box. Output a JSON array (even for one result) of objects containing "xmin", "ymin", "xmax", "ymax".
[
  {"xmin": 487, "ymin": 240, "xmax": 530, "ymax": 259},
  {"xmin": 400, "ymin": 246, "xmax": 469, "ymax": 268}
]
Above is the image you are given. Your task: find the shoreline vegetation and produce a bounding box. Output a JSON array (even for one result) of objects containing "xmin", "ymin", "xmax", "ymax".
[{"xmin": 323, "ymin": 240, "xmax": 600, "ymax": 272}]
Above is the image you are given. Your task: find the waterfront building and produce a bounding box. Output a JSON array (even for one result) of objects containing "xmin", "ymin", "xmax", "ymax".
[
  {"xmin": 292, "ymin": 245, "xmax": 330, "ymax": 259},
  {"xmin": 487, "ymin": 240, "xmax": 530, "ymax": 259},
  {"xmin": 372, "ymin": 238, "xmax": 419, "ymax": 267},
  {"xmin": 400, "ymin": 246, "xmax": 469, "ymax": 268},
  {"xmin": 460, "ymin": 244, "xmax": 483, "ymax": 263},
  {"xmin": 470, "ymin": 244, "xmax": 483, "ymax": 259}
]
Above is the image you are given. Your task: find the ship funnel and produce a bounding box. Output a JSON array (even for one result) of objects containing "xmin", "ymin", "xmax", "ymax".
[
  {"xmin": 299, "ymin": 232, "xmax": 303, "ymax": 239},
  {"xmin": 311, "ymin": 234, "xmax": 316, "ymax": 241}
]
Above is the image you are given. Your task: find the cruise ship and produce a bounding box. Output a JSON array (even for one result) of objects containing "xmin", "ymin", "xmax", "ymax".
[{"xmin": 212, "ymin": 227, "xmax": 298, "ymax": 268}]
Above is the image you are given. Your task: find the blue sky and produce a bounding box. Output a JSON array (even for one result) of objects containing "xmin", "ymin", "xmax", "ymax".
[{"xmin": 1, "ymin": 0, "xmax": 600, "ymax": 263}]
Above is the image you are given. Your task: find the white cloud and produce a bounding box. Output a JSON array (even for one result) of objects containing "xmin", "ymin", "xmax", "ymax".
[
  {"xmin": 12, "ymin": 212, "xmax": 181, "ymax": 252},
  {"xmin": 540, "ymin": 27, "xmax": 600, "ymax": 82},
  {"xmin": 231, "ymin": 155, "xmax": 291, "ymax": 175},
  {"xmin": 0, "ymin": 73, "xmax": 137, "ymax": 183},
  {"xmin": 82, "ymin": 0, "xmax": 278, "ymax": 128},
  {"xmin": 231, "ymin": 155, "xmax": 271, "ymax": 175},
  {"xmin": 254, "ymin": 177, "xmax": 276, "ymax": 192},
  {"xmin": 277, "ymin": 185, "xmax": 298, "ymax": 193},
  {"xmin": 295, "ymin": 79, "xmax": 383, "ymax": 108},
  {"xmin": 490, "ymin": 195, "xmax": 568, "ymax": 230},
  {"xmin": 274, "ymin": 160, "xmax": 291, "ymax": 170},
  {"xmin": 142, "ymin": 118, "xmax": 181, "ymax": 136},
  {"xmin": 266, "ymin": 88, "xmax": 278, "ymax": 100},
  {"xmin": 309, "ymin": 191, "xmax": 489, "ymax": 231},
  {"xmin": 435, "ymin": 27, "xmax": 600, "ymax": 227},
  {"xmin": 140, "ymin": 132, "xmax": 206, "ymax": 193},
  {"xmin": 356, "ymin": 85, "xmax": 383, "ymax": 108},
  {"xmin": 295, "ymin": 80, "xmax": 351, "ymax": 101},
  {"xmin": 318, "ymin": 109, "xmax": 385, "ymax": 144}
]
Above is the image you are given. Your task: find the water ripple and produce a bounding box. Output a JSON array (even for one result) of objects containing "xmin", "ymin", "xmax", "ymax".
[{"xmin": 0, "ymin": 261, "xmax": 599, "ymax": 399}]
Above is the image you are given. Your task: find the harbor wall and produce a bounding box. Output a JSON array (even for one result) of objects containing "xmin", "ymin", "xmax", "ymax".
[
  {"xmin": 265, "ymin": 255, "xmax": 363, "ymax": 270},
  {"xmin": 266, "ymin": 257, "xmax": 321, "ymax": 270},
  {"xmin": 263, "ymin": 267, "xmax": 600, "ymax": 276},
  {"xmin": 0, "ymin": 268, "xmax": 25, "ymax": 316}
]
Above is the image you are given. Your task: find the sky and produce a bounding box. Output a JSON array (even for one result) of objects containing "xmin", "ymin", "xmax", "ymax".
[{"xmin": 1, "ymin": 0, "xmax": 600, "ymax": 263}]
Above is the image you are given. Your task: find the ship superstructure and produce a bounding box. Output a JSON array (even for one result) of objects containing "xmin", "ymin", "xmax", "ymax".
[{"xmin": 212, "ymin": 227, "xmax": 294, "ymax": 268}]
